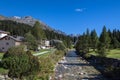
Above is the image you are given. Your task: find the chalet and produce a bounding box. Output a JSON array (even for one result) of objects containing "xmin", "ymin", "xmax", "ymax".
[
  {"xmin": 0, "ymin": 30, "xmax": 23, "ymax": 52},
  {"xmin": 38, "ymin": 39, "xmax": 50, "ymax": 49},
  {"xmin": 0, "ymin": 30, "xmax": 10, "ymax": 38},
  {"xmin": 44, "ymin": 40, "xmax": 50, "ymax": 47},
  {"xmin": 50, "ymin": 39, "xmax": 63, "ymax": 46}
]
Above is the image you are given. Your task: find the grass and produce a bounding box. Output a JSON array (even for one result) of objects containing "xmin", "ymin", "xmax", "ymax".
[
  {"xmin": 39, "ymin": 49, "xmax": 51, "ymax": 52},
  {"xmin": 0, "ymin": 53, "xmax": 4, "ymax": 59},
  {"xmin": 37, "ymin": 51, "xmax": 50, "ymax": 58},
  {"xmin": 89, "ymin": 50, "xmax": 98, "ymax": 56},
  {"xmin": 38, "ymin": 49, "xmax": 56, "ymax": 57},
  {"xmin": 0, "ymin": 68, "xmax": 8, "ymax": 74},
  {"xmin": 0, "ymin": 53, "xmax": 8, "ymax": 75},
  {"xmin": 33, "ymin": 49, "xmax": 56, "ymax": 57},
  {"xmin": 32, "ymin": 49, "xmax": 52, "ymax": 54},
  {"xmin": 107, "ymin": 49, "xmax": 120, "ymax": 59},
  {"xmin": 88, "ymin": 49, "xmax": 120, "ymax": 59}
]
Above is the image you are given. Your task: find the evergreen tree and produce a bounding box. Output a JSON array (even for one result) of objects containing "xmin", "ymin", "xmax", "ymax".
[
  {"xmin": 0, "ymin": 20, "xmax": 31, "ymax": 36},
  {"xmin": 97, "ymin": 42, "xmax": 107, "ymax": 57},
  {"xmin": 85, "ymin": 29, "xmax": 91, "ymax": 52},
  {"xmin": 83, "ymin": 32, "xmax": 89, "ymax": 53},
  {"xmin": 75, "ymin": 36, "xmax": 84, "ymax": 53},
  {"xmin": 75, "ymin": 32, "xmax": 90, "ymax": 54},
  {"xmin": 99, "ymin": 26, "xmax": 111, "ymax": 49},
  {"xmin": 90, "ymin": 29, "xmax": 98, "ymax": 51},
  {"xmin": 98, "ymin": 26, "xmax": 111, "ymax": 57},
  {"xmin": 32, "ymin": 21, "xmax": 46, "ymax": 40},
  {"xmin": 112, "ymin": 37, "xmax": 120, "ymax": 48},
  {"xmin": 25, "ymin": 32, "xmax": 38, "ymax": 51}
]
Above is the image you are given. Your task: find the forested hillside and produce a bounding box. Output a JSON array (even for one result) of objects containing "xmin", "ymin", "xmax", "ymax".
[
  {"xmin": 0, "ymin": 20, "xmax": 31, "ymax": 36},
  {"xmin": 0, "ymin": 20, "xmax": 73, "ymax": 48}
]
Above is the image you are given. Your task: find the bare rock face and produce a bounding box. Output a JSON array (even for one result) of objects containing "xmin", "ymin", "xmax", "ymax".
[
  {"xmin": 0, "ymin": 15, "xmax": 6, "ymax": 20},
  {"xmin": 0, "ymin": 15, "xmax": 52, "ymax": 30},
  {"xmin": 9, "ymin": 16, "xmax": 38, "ymax": 27},
  {"xmin": 0, "ymin": 15, "xmax": 66, "ymax": 35}
]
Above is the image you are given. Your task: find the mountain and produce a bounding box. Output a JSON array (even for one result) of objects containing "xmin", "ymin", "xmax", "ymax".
[
  {"xmin": 0, "ymin": 15, "xmax": 67, "ymax": 36},
  {"xmin": 0, "ymin": 15, "xmax": 52, "ymax": 30},
  {"xmin": 0, "ymin": 15, "xmax": 73, "ymax": 48},
  {"xmin": 0, "ymin": 15, "xmax": 6, "ymax": 20}
]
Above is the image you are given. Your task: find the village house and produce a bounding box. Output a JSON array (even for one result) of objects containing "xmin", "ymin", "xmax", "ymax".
[
  {"xmin": 0, "ymin": 30, "xmax": 24, "ymax": 52},
  {"xmin": 50, "ymin": 39, "xmax": 63, "ymax": 46},
  {"xmin": 38, "ymin": 39, "xmax": 50, "ymax": 49},
  {"xmin": 44, "ymin": 40, "xmax": 50, "ymax": 48},
  {"xmin": 0, "ymin": 30, "xmax": 10, "ymax": 38}
]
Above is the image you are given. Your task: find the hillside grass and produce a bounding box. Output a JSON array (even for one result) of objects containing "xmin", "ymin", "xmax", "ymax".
[
  {"xmin": 0, "ymin": 53, "xmax": 4, "ymax": 59},
  {"xmin": 88, "ymin": 49, "xmax": 120, "ymax": 59},
  {"xmin": 107, "ymin": 49, "xmax": 120, "ymax": 59},
  {"xmin": 32, "ymin": 49, "xmax": 52, "ymax": 54},
  {"xmin": 39, "ymin": 49, "xmax": 51, "ymax": 52},
  {"xmin": 0, "ymin": 53, "xmax": 8, "ymax": 75},
  {"xmin": 0, "ymin": 68, "xmax": 8, "ymax": 75}
]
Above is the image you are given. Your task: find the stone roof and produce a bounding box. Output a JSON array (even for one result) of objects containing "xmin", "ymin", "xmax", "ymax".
[
  {"xmin": 9, "ymin": 36, "xmax": 24, "ymax": 42},
  {"xmin": 0, "ymin": 30, "xmax": 10, "ymax": 34},
  {"xmin": 0, "ymin": 35, "xmax": 24, "ymax": 42}
]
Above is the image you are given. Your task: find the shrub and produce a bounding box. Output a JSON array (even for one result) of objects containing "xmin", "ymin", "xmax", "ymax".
[{"xmin": 1, "ymin": 46, "xmax": 40, "ymax": 79}]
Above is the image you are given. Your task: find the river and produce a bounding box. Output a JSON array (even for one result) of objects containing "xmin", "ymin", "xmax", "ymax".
[{"xmin": 53, "ymin": 50, "xmax": 106, "ymax": 80}]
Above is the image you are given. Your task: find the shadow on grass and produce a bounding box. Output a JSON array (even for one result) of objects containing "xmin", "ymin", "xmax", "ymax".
[
  {"xmin": 74, "ymin": 51, "xmax": 120, "ymax": 80},
  {"xmin": 58, "ymin": 62, "xmax": 91, "ymax": 66}
]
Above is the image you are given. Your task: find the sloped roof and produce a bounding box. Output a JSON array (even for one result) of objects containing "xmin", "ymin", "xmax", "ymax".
[
  {"xmin": 0, "ymin": 35, "xmax": 24, "ymax": 42},
  {"xmin": 0, "ymin": 30, "xmax": 10, "ymax": 34},
  {"xmin": 9, "ymin": 36, "xmax": 24, "ymax": 42}
]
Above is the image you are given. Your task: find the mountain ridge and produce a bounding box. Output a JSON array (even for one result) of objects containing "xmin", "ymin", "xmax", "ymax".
[
  {"xmin": 0, "ymin": 15, "xmax": 66, "ymax": 35},
  {"xmin": 0, "ymin": 15, "xmax": 52, "ymax": 30}
]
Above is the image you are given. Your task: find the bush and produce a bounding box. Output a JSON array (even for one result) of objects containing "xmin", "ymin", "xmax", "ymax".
[
  {"xmin": 83, "ymin": 53, "xmax": 91, "ymax": 59},
  {"xmin": 1, "ymin": 46, "xmax": 40, "ymax": 79},
  {"xmin": 38, "ymin": 50, "xmax": 65, "ymax": 79},
  {"xmin": 54, "ymin": 42, "xmax": 66, "ymax": 51}
]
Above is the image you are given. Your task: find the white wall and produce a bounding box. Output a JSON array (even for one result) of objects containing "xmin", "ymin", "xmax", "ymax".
[
  {"xmin": 0, "ymin": 36, "xmax": 15, "ymax": 52},
  {"xmin": 0, "ymin": 33, "xmax": 7, "ymax": 38},
  {"xmin": 45, "ymin": 40, "xmax": 50, "ymax": 47}
]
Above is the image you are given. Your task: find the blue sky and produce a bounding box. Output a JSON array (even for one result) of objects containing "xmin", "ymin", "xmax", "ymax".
[{"xmin": 0, "ymin": 0, "xmax": 120, "ymax": 35}]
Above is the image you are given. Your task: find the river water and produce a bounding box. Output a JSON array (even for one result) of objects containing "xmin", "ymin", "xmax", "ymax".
[{"xmin": 54, "ymin": 51, "xmax": 106, "ymax": 80}]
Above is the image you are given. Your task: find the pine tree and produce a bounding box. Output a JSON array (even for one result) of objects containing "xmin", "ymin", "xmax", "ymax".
[
  {"xmin": 99, "ymin": 26, "xmax": 111, "ymax": 49},
  {"xmin": 25, "ymin": 32, "xmax": 38, "ymax": 51},
  {"xmin": 85, "ymin": 29, "xmax": 91, "ymax": 52},
  {"xmin": 90, "ymin": 29, "xmax": 98, "ymax": 51},
  {"xmin": 98, "ymin": 26, "xmax": 111, "ymax": 57},
  {"xmin": 75, "ymin": 31, "xmax": 90, "ymax": 53},
  {"xmin": 75, "ymin": 36, "xmax": 84, "ymax": 53},
  {"xmin": 32, "ymin": 21, "xmax": 46, "ymax": 40},
  {"xmin": 112, "ymin": 37, "xmax": 120, "ymax": 48}
]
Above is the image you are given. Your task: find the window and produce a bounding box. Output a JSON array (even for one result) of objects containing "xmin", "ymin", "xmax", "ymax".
[
  {"xmin": 5, "ymin": 37, "xmax": 7, "ymax": 40},
  {"xmin": 5, "ymin": 37, "xmax": 10, "ymax": 40},
  {"xmin": 6, "ymin": 42, "xmax": 9, "ymax": 45},
  {"xmin": 2, "ymin": 47, "xmax": 4, "ymax": 49},
  {"xmin": 8, "ymin": 37, "xmax": 10, "ymax": 40}
]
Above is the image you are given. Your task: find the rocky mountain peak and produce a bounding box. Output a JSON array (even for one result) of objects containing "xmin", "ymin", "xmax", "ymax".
[
  {"xmin": 0, "ymin": 15, "xmax": 52, "ymax": 30},
  {"xmin": 0, "ymin": 15, "xmax": 66, "ymax": 35}
]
